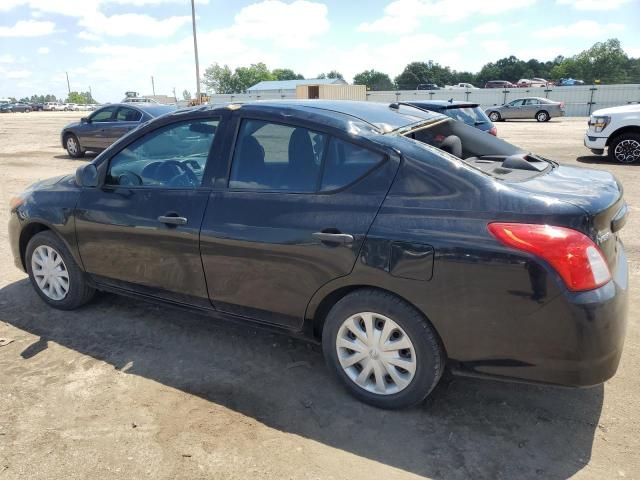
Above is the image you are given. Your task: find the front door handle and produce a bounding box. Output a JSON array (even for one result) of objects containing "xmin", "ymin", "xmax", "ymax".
[
  {"xmin": 158, "ymin": 215, "xmax": 187, "ymax": 226},
  {"xmin": 313, "ymin": 232, "xmax": 354, "ymax": 245}
]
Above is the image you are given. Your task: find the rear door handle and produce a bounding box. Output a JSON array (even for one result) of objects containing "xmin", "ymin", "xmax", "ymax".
[
  {"xmin": 313, "ymin": 232, "xmax": 354, "ymax": 245},
  {"xmin": 158, "ymin": 215, "xmax": 187, "ymax": 226}
]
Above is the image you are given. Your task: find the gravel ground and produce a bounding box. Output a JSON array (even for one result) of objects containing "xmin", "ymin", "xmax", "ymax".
[{"xmin": 0, "ymin": 112, "xmax": 638, "ymax": 480}]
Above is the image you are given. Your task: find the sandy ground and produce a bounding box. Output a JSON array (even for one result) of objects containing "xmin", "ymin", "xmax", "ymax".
[{"xmin": 0, "ymin": 112, "xmax": 638, "ymax": 480}]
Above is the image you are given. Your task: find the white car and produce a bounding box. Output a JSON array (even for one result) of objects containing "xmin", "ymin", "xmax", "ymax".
[
  {"xmin": 584, "ymin": 104, "xmax": 640, "ymax": 163},
  {"xmin": 445, "ymin": 83, "xmax": 478, "ymax": 90},
  {"xmin": 63, "ymin": 103, "xmax": 79, "ymax": 111}
]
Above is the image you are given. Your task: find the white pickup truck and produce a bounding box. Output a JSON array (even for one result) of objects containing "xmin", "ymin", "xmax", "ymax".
[
  {"xmin": 584, "ymin": 104, "xmax": 640, "ymax": 163},
  {"xmin": 444, "ymin": 83, "xmax": 478, "ymax": 90}
]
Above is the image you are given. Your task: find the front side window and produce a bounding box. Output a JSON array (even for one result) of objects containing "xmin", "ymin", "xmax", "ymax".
[
  {"xmin": 524, "ymin": 99, "xmax": 540, "ymax": 106},
  {"xmin": 91, "ymin": 107, "xmax": 117, "ymax": 122},
  {"xmin": 106, "ymin": 119, "xmax": 218, "ymax": 188},
  {"xmin": 229, "ymin": 119, "xmax": 327, "ymax": 192},
  {"xmin": 116, "ymin": 106, "xmax": 142, "ymax": 122},
  {"xmin": 508, "ymin": 100, "xmax": 524, "ymax": 107}
]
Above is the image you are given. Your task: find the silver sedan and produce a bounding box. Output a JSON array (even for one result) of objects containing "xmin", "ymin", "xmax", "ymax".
[{"xmin": 486, "ymin": 97, "xmax": 565, "ymax": 122}]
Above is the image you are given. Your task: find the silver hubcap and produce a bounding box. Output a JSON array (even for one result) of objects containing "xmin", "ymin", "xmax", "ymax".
[
  {"xmin": 490, "ymin": 113, "xmax": 499, "ymax": 121},
  {"xmin": 31, "ymin": 245, "xmax": 69, "ymax": 301},
  {"xmin": 615, "ymin": 139, "xmax": 640, "ymax": 163},
  {"xmin": 336, "ymin": 312, "xmax": 416, "ymax": 395},
  {"xmin": 538, "ymin": 112, "xmax": 547, "ymax": 121},
  {"xmin": 66, "ymin": 137, "xmax": 78, "ymax": 155}
]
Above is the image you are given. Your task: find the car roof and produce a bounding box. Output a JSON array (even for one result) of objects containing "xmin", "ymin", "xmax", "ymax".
[
  {"xmin": 195, "ymin": 100, "xmax": 444, "ymax": 134},
  {"xmin": 97, "ymin": 102, "xmax": 177, "ymax": 116}
]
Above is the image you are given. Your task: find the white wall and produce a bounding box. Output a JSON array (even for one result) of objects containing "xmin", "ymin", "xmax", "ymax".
[{"xmin": 207, "ymin": 84, "xmax": 640, "ymax": 117}]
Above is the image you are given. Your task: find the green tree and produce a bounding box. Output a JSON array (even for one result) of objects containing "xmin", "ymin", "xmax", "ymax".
[
  {"xmin": 353, "ymin": 69, "xmax": 394, "ymax": 90},
  {"xmin": 182, "ymin": 89, "xmax": 191, "ymax": 100},
  {"xmin": 272, "ymin": 68, "xmax": 304, "ymax": 80},
  {"xmin": 317, "ymin": 70, "xmax": 344, "ymax": 80},
  {"xmin": 202, "ymin": 62, "xmax": 275, "ymax": 93},
  {"xmin": 66, "ymin": 91, "xmax": 95, "ymax": 104},
  {"xmin": 394, "ymin": 61, "xmax": 455, "ymax": 89}
]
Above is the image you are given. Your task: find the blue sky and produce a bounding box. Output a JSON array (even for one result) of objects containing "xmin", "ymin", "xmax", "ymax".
[{"xmin": 1, "ymin": 0, "xmax": 639, "ymax": 102}]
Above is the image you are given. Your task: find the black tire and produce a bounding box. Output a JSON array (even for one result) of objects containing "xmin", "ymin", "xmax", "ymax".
[
  {"xmin": 536, "ymin": 110, "xmax": 549, "ymax": 122},
  {"xmin": 608, "ymin": 132, "xmax": 640, "ymax": 164},
  {"xmin": 64, "ymin": 133, "xmax": 85, "ymax": 158},
  {"xmin": 25, "ymin": 231, "xmax": 95, "ymax": 310},
  {"xmin": 488, "ymin": 111, "xmax": 501, "ymax": 122},
  {"xmin": 322, "ymin": 289, "xmax": 444, "ymax": 409}
]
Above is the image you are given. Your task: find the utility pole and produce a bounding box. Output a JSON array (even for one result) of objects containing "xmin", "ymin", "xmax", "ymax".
[
  {"xmin": 190, "ymin": 0, "xmax": 201, "ymax": 104},
  {"xmin": 88, "ymin": 85, "xmax": 92, "ymax": 102},
  {"xmin": 65, "ymin": 72, "xmax": 71, "ymax": 95},
  {"xmin": 151, "ymin": 76, "xmax": 156, "ymax": 96}
]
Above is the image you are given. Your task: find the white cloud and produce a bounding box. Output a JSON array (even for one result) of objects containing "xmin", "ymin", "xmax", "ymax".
[
  {"xmin": 5, "ymin": 69, "xmax": 32, "ymax": 79},
  {"xmin": 77, "ymin": 31, "xmax": 102, "ymax": 41},
  {"xmin": 535, "ymin": 20, "xmax": 625, "ymax": 39},
  {"xmin": 556, "ymin": 0, "xmax": 631, "ymax": 10},
  {"xmin": 358, "ymin": 0, "xmax": 536, "ymax": 32},
  {"xmin": 37, "ymin": 47, "xmax": 49, "ymax": 54},
  {"xmin": 79, "ymin": 12, "xmax": 191, "ymax": 37},
  {"xmin": 0, "ymin": 20, "xmax": 56, "ymax": 37},
  {"xmin": 0, "ymin": 54, "xmax": 16, "ymax": 63},
  {"xmin": 473, "ymin": 22, "xmax": 502, "ymax": 35}
]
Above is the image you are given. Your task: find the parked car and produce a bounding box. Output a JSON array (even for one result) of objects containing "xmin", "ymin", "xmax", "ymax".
[
  {"xmin": 404, "ymin": 100, "xmax": 497, "ymax": 135},
  {"xmin": 60, "ymin": 103, "xmax": 176, "ymax": 158},
  {"xmin": 584, "ymin": 103, "xmax": 640, "ymax": 163},
  {"xmin": 64, "ymin": 103, "xmax": 79, "ymax": 111},
  {"xmin": 558, "ymin": 78, "xmax": 585, "ymax": 87},
  {"xmin": 0, "ymin": 103, "xmax": 32, "ymax": 113},
  {"xmin": 416, "ymin": 83, "xmax": 440, "ymax": 90},
  {"xmin": 444, "ymin": 83, "xmax": 478, "ymax": 90},
  {"xmin": 486, "ymin": 97, "xmax": 565, "ymax": 122},
  {"xmin": 484, "ymin": 80, "xmax": 517, "ymax": 89},
  {"xmin": 517, "ymin": 78, "xmax": 548, "ymax": 88},
  {"xmin": 43, "ymin": 102, "xmax": 59, "ymax": 111},
  {"xmin": 10, "ymin": 100, "xmax": 628, "ymax": 409},
  {"xmin": 29, "ymin": 103, "xmax": 44, "ymax": 111},
  {"xmin": 53, "ymin": 103, "xmax": 66, "ymax": 111}
]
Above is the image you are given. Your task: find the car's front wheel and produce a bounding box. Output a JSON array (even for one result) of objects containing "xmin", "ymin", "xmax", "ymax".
[
  {"xmin": 64, "ymin": 133, "xmax": 85, "ymax": 158},
  {"xmin": 26, "ymin": 231, "xmax": 95, "ymax": 310},
  {"xmin": 322, "ymin": 289, "xmax": 444, "ymax": 409},
  {"xmin": 488, "ymin": 111, "xmax": 501, "ymax": 122},
  {"xmin": 609, "ymin": 132, "xmax": 640, "ymax": 163}
]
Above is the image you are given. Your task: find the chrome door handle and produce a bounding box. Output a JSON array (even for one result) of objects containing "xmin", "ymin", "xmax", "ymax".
[
  {"xmin": 158, "ymin": 215, "xmax": 187, "ymax": 225},
  {"xmin": 313, "ymin": 232, "xmax": 354, "ymax": 245}
]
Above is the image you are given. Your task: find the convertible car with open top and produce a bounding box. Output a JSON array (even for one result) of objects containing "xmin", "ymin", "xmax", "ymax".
[{"xmin": 9, "ymin": 100, "xmax": 628, "ymax": 409}]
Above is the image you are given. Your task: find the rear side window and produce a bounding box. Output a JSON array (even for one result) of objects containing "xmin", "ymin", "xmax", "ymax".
[
  {"xmin": 321, "ymin": 138, "xmax": 384, "ymax": 191},
  {"xmin": 229, "ymin": 119, "xmax": 327, "ymax": 192},
  {"xmin": 116, "ymin": 107, "xmax": 142, "ymax": 122}
]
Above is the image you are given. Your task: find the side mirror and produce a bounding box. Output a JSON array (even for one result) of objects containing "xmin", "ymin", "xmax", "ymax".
[
  {"xmin": 81, "ymin": 117, "xmax": 90, "ymax": 124},
  {"xmin": 75, "ymin": 163, "xmax": 98, "ymax": 188}
]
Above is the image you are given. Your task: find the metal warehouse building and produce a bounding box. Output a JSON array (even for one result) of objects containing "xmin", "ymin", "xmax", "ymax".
[{"xmin": 246, "ymin": 78, "xmax": 347, "ymax": 96}]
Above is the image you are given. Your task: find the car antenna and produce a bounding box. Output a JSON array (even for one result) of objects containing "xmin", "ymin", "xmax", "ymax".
[{"xmin": 448, "ymin": 98, "xmax": 453, "ymax": 103}]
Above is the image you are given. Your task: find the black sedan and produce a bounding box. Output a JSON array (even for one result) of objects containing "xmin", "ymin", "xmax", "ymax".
[
  {"xmin": 61, "ymin": 103, "xmax": 176, "ymax": 158},
  {"xmin": 405, "ymin": 100, "xmax": 497, "ymax": 135},
  {"xmin": 9, "ymin": 100, "xmax": 628, "ymax": 409}
]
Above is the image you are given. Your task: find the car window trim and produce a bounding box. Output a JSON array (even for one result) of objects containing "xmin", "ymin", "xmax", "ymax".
[
  {"xmin": 101, "ymin": 116, "xmax": 223, "ymax": 191},
  {"xmin": 225, "ymin": 114, "xmax": 390, "ymax": 195}
]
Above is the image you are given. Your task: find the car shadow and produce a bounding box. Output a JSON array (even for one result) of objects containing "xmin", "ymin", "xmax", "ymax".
[
  {"xmin": 53, "ymin": 153, "xmax": 97, "ymax": 161},
  {"xmin": 577, "ymin": 155, "xmax": 640, "ymax": 166},
  {"xmin": 0, "ymin": 279, "xmax": 603, "ymax": 479}
]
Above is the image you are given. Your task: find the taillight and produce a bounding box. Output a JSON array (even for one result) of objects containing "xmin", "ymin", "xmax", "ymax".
[
  {"xmin": 488, "ymin": 223, "xmax": 611, "ymax": 292},
  {"xmin": 489, "ymin": 126, "xmax": 497, "ymax": 136}
]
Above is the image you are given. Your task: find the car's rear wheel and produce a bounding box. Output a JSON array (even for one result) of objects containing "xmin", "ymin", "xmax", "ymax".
[
  {"xmin": 26, "ymin": 231, "xmax": 95, "ymax": 310},
  {"xmin": 488, "ymin": 111, "xmax": 501, "ymax": 122},
  {"xmin": 322, "ymin": 289, "xmax": 444, "ymax": 409},
  {"xmin": 609, "ymin": 132, "xmax": 640, "ymax": 163},
  {"xmin": 64, "ymin": 133, "xmax": 85, "ymax": 158},
  {"xmin": 536, "ymin": 110, "xmax": 549, "ymax": 122}
]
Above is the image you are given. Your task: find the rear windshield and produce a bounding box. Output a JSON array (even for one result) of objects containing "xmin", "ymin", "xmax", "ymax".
[
  {"xmin": 445, "ymin": 107, "xmax": 491, "ymax": 126},
  {"xmin": 402, "ymin": 118, "xmax": 552, "ymax": 181}
]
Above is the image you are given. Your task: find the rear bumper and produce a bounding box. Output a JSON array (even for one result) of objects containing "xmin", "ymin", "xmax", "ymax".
[{"xmin": 457, "ymin": 242, "xmax": 628, "ymax": 387}]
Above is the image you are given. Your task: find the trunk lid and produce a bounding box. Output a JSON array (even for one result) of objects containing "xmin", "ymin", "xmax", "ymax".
[{"xmin": 511, "ymin": 164, "xmax": 626, "ymax": 270}]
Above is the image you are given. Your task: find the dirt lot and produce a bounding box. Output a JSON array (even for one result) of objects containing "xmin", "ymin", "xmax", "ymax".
[{"xmin": 0, "ymin": 112, "xmax": 638, "ymax": 479}]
